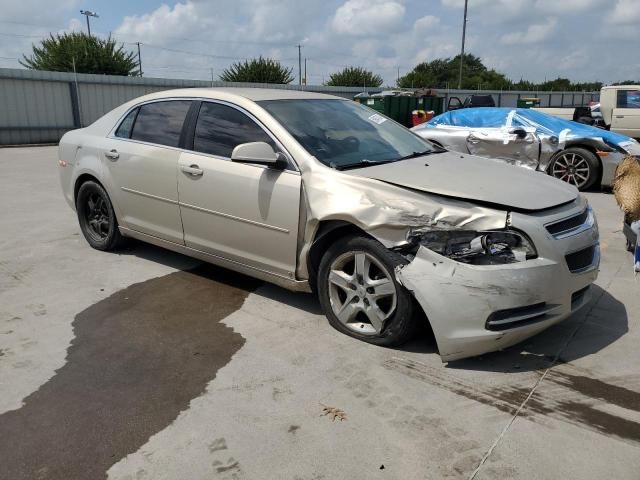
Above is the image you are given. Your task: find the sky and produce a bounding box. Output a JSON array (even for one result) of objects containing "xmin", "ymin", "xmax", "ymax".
[{"xmin": 0, "ymin": 0, "xmax": 638, "ymax": 86}]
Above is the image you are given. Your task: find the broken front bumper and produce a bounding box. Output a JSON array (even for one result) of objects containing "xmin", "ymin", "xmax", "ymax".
[{"xmin": 397, "ymin": 200, "xmax": 599, "ymax": 362}]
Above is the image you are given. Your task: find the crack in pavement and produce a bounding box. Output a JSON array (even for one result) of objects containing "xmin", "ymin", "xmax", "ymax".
[{"xmin": 467, "ymin": 262, "xmax": 625, "ymax": 480}]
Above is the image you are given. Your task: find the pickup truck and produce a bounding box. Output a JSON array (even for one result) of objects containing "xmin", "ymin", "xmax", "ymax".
[{"xmin": 535, "ymin": 85, "xmax": 640, "ymax": 138}]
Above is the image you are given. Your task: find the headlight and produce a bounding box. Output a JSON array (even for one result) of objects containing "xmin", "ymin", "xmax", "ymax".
[{"xmin": 408, "ymin": 230, "xmax": 537, "ymax": 265}]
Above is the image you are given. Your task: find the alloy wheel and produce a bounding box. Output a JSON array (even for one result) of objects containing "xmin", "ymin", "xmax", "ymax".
[
  {"xmin": 327, "ymin": 251, "xmax": 397, "ymax": 335},
  {"xmin": 551, "ymin": 152, "xmax": 591, "ymax": 189},
  {"xmin": 85, "ymin": 192, "xmax": 110, "ymax": 241}
]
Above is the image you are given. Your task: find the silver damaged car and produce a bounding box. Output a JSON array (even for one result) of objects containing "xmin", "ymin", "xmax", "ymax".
[{"xmin": 58, "ymin": 89, "xmax": 600, "ymax": 361}]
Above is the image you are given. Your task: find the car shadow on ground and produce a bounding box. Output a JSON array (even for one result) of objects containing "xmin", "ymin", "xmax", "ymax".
[{"xmin": 122, "ymin": 242, "xmax": 627, "ymax": 374}]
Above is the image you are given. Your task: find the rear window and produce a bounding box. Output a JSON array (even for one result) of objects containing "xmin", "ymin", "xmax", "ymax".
[{"xmin": 130, "ymin": 100, "xmax": 192, "ymax": 147}]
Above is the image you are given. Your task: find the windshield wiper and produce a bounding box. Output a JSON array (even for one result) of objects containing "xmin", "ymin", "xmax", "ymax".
[
  {"xmin": 333, "ymin": 159, "xmax": 398, "ymax": 171},
  {"xmin": 395, "ymin": 149, "xmax": 442, "ymax": 161}
]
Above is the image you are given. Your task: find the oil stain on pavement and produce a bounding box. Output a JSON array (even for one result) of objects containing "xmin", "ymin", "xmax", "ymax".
[{"xmin": 0, "ymin": 264, "xmax": 260, "ymax": 480}]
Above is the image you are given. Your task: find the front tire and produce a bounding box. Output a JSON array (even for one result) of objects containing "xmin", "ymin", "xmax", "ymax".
[
  {"xmin": 76, "ymin": 181, "xmax": 125, "ymax": 251},
  {"xmin": 317, "ymin": 235, "xmax": 418, "ymax": 347},
  {"xmin": 549, "ymin": 147, "xmax": 600, "ymax": 191}
]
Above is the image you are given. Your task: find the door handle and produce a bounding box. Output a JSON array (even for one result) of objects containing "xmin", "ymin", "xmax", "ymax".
[
  {"xmin": 181, "ymin": 164, "xmax": 203, "ymax": 176},
  {"xmin": 105, "ymin": 149, "xmax": 119, "ymax": 160},
  {"xmin": 615, "ymin": 115, "xmax": 625, "ymax": 119}
]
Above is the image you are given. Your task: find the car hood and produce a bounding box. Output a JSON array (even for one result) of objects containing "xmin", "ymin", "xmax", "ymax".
[{"xmin": 345, "ymin": 152, "xmax": 578, "ymax": 211}]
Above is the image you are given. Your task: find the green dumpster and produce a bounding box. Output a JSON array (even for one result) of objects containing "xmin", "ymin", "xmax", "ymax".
[
  {"xmin": 517, "ymin": 97, "xmax": 541, "ymax": 108},
  {"xmin": 354, "ymin": 95, "xmax": 444, "ymax": 127}
]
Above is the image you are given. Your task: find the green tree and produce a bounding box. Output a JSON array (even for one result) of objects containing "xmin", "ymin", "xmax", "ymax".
[
  {"xmin": 325, "ymin": 66, "xmax": 383, "ymax": 87},
  {"xmin": 21, "ymin": 32, "xmax": 138, "ymax": 76},
  {"xmin": 220, "ymin": 57, "xmax": 294, "ymax": 84},
  {"xmin": 398, "ymin": 54, "xmax": 510, "ymax": 90}
]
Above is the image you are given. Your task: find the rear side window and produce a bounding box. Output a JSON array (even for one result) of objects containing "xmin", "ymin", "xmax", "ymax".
[
  {"xmin": 130, "ymin": 100, "xmax": 192, "ymax": 147},
  {"xmin": 193, "ymin": 102, "xmax": 274, "ymax": 158},
  {"xmin": 616, "ymin": 90, "xmax": 640, "ymax": 109},
  {"xmin": 115, "ymin": 108, "xmax": 138, "ymax": 138}
]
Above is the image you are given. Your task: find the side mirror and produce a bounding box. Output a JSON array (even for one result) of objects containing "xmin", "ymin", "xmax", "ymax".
[
  {"xmin": 510, "ymin": 128, "xmax": 528, "ymax": 139},
  {"xmin": 231, "ymin": 142, "xmax": 288, "ymax": 170}
]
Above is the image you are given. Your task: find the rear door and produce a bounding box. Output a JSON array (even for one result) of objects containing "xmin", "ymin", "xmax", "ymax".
[
  {"xmin": 103, "ymin": 100, "xmax": 191, "ymax": 244},
  {"xmin": 177, "ymin": 101, "xmax": 301, "ymax": 278},
  {"xmin": 611, "ymin": 89, "xmax": 640, "ymax": 138}
]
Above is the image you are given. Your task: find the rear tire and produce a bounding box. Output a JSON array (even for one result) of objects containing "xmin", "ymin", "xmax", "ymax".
[
  {"xmin": 317, "ymin": 235, "xmax": 418, "ymax": 347},
  {"xmin": 76, "ymin": 181, "xmax": 125, "ymax": 251},
  {"xmin": 549, "ymin": 147, "xmax": 600, "ymax": 191}
]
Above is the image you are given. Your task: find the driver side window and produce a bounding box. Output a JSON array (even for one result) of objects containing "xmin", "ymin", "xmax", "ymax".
[{"xmin": 193, "ymin": 102, "xmax": 275, "ymax": 158}]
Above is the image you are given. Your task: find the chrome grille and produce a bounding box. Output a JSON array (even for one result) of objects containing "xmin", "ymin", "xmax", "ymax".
[{"xmin": 545, "ymin": 207, "xmax": 594, "ymax": 239}]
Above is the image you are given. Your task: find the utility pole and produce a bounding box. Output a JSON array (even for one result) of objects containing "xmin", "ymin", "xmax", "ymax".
[
  {"xmin": 304, "ymin": 57, "xmax": 307, "ymax": 86},
  {"xmin": 297, "ymin": 44, "xmax": 302, "ymax": 86},
  {"xmin": 210, "ymin": 68, "xmax": 214, "ymax": 87},
  {"xmin": 457, "ymin": 0, "xmax": 468, "ymax": 89},
  {"xmin": 80, "ymin": 10, "xmax": 99, "ymax": 37},
  {"xmin": 136, "ymin": 42, "xmax": 143, "ymax": 77}
]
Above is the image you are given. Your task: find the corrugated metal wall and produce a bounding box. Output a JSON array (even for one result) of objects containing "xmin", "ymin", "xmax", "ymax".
[{"xmin": 0, "ymin": 67, "xmax": 600, "ymax": 145}]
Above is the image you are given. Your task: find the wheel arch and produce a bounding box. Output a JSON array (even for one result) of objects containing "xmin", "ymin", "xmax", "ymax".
[
  {"xmin": 74, "ymin": 173, "xmax": 104, "ymax": 203},
  {"xmin": 73, "ymin": 173, "xmax": 124, "ymax": 225},
  {"xmin": 307, "ymin": 220, "xmax": 372, "ymax": 293},
  {"xmin": 309, "ymin": 221, "xmax": 435, "ymax": 346}
]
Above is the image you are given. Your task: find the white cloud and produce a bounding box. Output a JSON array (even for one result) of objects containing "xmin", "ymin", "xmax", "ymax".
[
  {"xmin": 331, "ymin": 0, "xmax": 406, "ymax": 36},
  {"xmin": 607, "ymin": 0, "xmax": 640, "ymax": 25},
  {"xmin": 116, "ymin": 3, "xmax": 200, "ymax": 43},
  {"xmin": 500, "ymin": 17, "xmax": 558, "ymax": 44},
  {"xmin": 414, "ymin": 15, "xmax": 440, "ymax": 32}
]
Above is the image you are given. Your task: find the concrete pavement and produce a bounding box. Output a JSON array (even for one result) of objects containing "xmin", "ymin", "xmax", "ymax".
[{"xmin": 0, "ymin": 146, "xmax": 638, "ymax": 480}]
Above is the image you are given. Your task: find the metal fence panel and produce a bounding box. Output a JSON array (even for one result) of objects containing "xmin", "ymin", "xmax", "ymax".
[{"xmin": 0, "ymin": 67, "xmax": 601, "ymax": 145}]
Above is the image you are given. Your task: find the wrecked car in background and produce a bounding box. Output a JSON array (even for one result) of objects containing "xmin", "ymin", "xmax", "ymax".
[
  {"xmin": 58, "ymin": 89, "xmax": 599, "ymax": 362},
  {"xmin": 413, "ymin": 107, "xmax": 640, "ymax": 190}
]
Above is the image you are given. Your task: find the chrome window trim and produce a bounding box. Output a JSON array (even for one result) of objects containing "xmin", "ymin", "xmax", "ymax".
[{"xmin": 107, "ymin": 96, "xmax": 300, "ymax": 174}]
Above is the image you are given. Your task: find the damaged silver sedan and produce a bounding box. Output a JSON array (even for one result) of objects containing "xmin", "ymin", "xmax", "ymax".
[
  {"xmin": 58, "ymin": 89, "xmax": 599, "ymax": 361},
  {"xmin": 412, "ymin": 107, "xmax": 640, "ymax": 191}
]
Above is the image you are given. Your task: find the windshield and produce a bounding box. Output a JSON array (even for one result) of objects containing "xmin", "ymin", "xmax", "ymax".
[{"xmin": 258, "ymin": 99, "xmax": 435, "ymax": 169}]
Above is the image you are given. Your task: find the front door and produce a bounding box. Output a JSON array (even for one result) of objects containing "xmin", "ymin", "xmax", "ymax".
[{"xmin": 177, "ymin": 101, "xmax": 301, "ymax": 279}]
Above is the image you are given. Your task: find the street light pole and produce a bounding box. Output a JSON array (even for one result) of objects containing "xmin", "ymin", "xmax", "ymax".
[
  {"xmin": 136, "ymin": 42, "xmax": 143, "ymax": 77},
  {"xmin": 80, "ymin": 10, "xmax": 99, "ymax": 37},
  {"xmin": 457, "ymin": 0, "xmax": 468, "ymax": 89},
  {"xmin": 297, "ymin": 44, "xmax": 302, "ymax": 86}
]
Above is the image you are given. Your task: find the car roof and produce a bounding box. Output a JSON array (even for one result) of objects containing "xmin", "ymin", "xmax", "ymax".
[
  {"xmin": 138, "ymin": 87, "xmax": 345, "ymax": 102},
  {"xmin": 602, "ymin": 85, "xmax": 640, "ymax": 91}
]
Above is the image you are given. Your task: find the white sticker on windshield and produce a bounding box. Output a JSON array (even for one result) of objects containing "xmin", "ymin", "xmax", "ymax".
[{"xmin": 368, "ymin": 113, "xmax": 387, "ymax": 125}]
